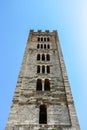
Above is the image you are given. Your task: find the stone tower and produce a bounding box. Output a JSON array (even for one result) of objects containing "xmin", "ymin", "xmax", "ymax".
[{"xmin": 6, "ymin": 30, "xmax": 80, "ymax": 130}]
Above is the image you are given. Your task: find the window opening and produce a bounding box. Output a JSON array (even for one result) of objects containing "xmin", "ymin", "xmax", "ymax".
[
  {"xmin": 41, "ymin": 44, "xmax": 43, "ymax": 49},
  {"xmin": 44, "ymin": 38, "xmax": 46, "ymax": 42},
  {"xmin": 36, "ymin": 79, "xmax": 42, "ymax": 90},
  {"xmin": 38, "ymin": 37, "xmax": 40, "ymax": 42},
  {"xmin": 41, "ymin": 37, "xmax": 43, "ymax": 41},
  {"xmin": 39, "ymin": 105, "xmax": 47, "ymax": 124},
  {"xmin": 47, "ymin": 44, "xmax": 50, "ymax": 49},
  {"xmin": 47, "ymin": 54, "xmax": 50, "ymax": 61},
  {"xmin": 37, "ymin": 65, "xmax": 40, "ymax": 73},
  {"xmin": 44, "ymin": 44, "xmax": 46, "ymax": 49},
  {"xmin": 47, "ymin": 37, "xmax": 49, "ymax": 42},
  {"xmin": 44, "ymin": 79, "xmax": 50, "ymax": 91},
  {"xmin": 37, "ymin": 44, "xmax": 39, "ymax": 49},
  {"xmin": 37, "ymin": 54, "xmax": 40, "ymax": 60},
  {"xmin": 42, "ymin": 54, "xmax": 45, "ymax": 61}
]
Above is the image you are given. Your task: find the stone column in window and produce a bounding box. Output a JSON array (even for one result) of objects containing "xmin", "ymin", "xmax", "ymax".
[{"xmin": 42, "ymin": 80, "xmax": 44, "ymax": 91}]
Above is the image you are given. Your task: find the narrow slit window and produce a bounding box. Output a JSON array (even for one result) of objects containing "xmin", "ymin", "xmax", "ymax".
[
  {"xmin": 37, "ymin": 44, "xmax": 39, "ymax": 49},
  {"xmin": 41, "ymin": 37, "xmax": 43, "ymax": 42},
  {"xmin": 37, "ymin": 54, "xmax": 40, "ymax": 60},
  {"xmin": 44, "ymin": 38, "xmax": 46, "ymax": 42},
  {"xmin": 47, "ymin": 54, "xmax": 50, "ymax": 61},
  {"xmin": 36, "ymin": 79, "xmax": 42, "ymax": 91},
  {"xmin": 38, "ymin": 37, "xmax": 40, "ymax": 42},
  {"xmin": 37, "ymin": 65, "xmax": 40, "ymax": 73},
  {"xmin": 41, "ymin": 44, "xmax": 43, "ymax": 49},
  {"xmin": 42, "ymin": 54, "xmax": 45, "ymax": 61},
  {"xmin": 44, "ymin": 44, "xmax": 46, "ymax": 49},
  {"xmin": 44, "ymin": 79, "xmax": 50, "ymax": 91},
  {"xmin": 47, "ymin": 44, "xmax": 50, "ymax": 49},
  {"xmin": 39, "ymin": 105, "xmax": 47, "ymax": 124},
  {"xmin": 47, "ymin": 37, "xmax": 49, "ymax": 42}
]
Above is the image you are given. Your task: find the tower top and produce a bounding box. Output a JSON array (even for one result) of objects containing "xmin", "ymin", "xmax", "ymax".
[{"xmin": 30, "ymin": 29, "xmax": 57, "ymax": 34}]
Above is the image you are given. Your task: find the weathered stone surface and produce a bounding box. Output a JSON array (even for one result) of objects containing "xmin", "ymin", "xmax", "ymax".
[{"xmin": 5, "ymin": 30, "xmax": 80, "ymax": 130}]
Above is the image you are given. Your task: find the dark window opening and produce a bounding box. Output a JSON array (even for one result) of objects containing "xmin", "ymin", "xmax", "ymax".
[
  {"xmin": 41, "ymin": 37, "xmax": 43, "ymax": 41},
  {"xmin": 47, "ymin": 66, "xmax": 50, "ymax": 73},
  {"xmin": 47, "ymin": 44, "xmax": 50, "ymax": 49},
  {"xmin": 47, "ymin": 37, "xmax": 49, "ymax": 42},
  {"xmin": 37, "ymin": 44, "xmax": 39, "ymax": 49},
  {"xmin": 41, "ymin": 44, "xmax": 43, "ymax": 49},
  {"xmin": 37, "ymin": 66, "xmax": 40, "ymax": 73},
  {"xmin": 44, "ymin": 79, "xmax": 50, "ymax": 91},
  {"xmin": 38, "ymin": 37, "xmax": 40, "ymax": 42},
  {"xmin": 44, "ymin": 38, "xmax": 46, "ymax": 42},
  {"xmin": 36, "ymin": 79, "xmax": 42, "ymax": 90},
  {"xmin": 42, "ymin": 65, "xmax": 45, "ymax": 73},
  {"xmin": 37, "ymin": 54, "xmax": 40, "ymax": 60},
  {"xmin": 42, "ymin": 54, "xmax": 45, "ymax": 61},
  {"xmin": 44, "ymin": 44, "xmax": 46, "ymax": 49},
  {"xmin": 39, "ymin": 105, "xmax": 47, "ymax": 124},
  {"xmin": 47, "ymin": 54, "xmax": 50, "ymax": 61}
]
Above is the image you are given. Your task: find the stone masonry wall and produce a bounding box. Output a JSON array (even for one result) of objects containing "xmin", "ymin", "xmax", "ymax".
[{"xmin": 5, "ymin": 30, "xmax": 80, "ymax": 130}]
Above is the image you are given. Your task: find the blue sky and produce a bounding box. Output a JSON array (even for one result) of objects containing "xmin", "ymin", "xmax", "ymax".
[{"xmin": 0, "ymin": 0, "xmax": 87, "ymax": 130}]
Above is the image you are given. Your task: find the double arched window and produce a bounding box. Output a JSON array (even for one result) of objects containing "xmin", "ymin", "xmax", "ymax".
[{"xmin": 36, "ymin": 79, "xmax": 50, "ymax": 91}]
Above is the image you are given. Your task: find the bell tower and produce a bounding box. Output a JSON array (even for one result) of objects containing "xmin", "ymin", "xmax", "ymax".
[{"xmin": 6, "ymin": 30, "xmax": 80, "ymax": 130}]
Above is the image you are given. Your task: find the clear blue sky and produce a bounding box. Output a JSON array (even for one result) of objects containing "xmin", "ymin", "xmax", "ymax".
[{"xmin": 0, "ymin": 0, "xmax": 87, "ymax": 130}]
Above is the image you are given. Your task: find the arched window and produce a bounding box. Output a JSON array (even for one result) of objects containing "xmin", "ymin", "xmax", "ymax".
[
  {"xmin": 36, "ymin": 79, "xmax": 42, "ymax": 91},
  {"xmin": 37, "ymin": 54, "xmax": 40, "ymax": 60},
  {"xmin": 39, "ymin": 105, "xmax": 47, "ymax": 124},
  {"xmin": 47, "ymin": 66, "xmax": 50, "ymax": 73},
  {"xmin": 44, "ymin": 37, "xmax": 46, "ymax": 42},
  {"xmin": 47, "ymin": 44, "xmax": 50, "ymax": 49},
  {"xmin": 42, "ymin": 54, "xmax": 45, "ymax": 61},
  {"xmin": 41, "ymin": 44, "xmax": 43, "ymax": 49},
  {"xmin": 44, "ymin": 79, "xmax": 50, "ymax": 91},
  {"xmin": 47, "ymin": 37, "xmax": 49, "ymax": 42},
  {"xmin": 42, "ymin": 65, "xmax": 45, "ymax": 73},
  {"xmin": 47, "ymin": 54, "xmax": 50, "ymax": 61},
  {"xmin": 44, "ymin": 44, "xmax": 46, "ymax": 49},
  {"xmin": 38, "ymin": 37, "xmax": 40, "ymax": 42},
  {"xmin": 37, "ymin": 65, "xmax": 40, "ymax": 73},
  {"xmin": 41, "ymin": 37, "xmax": 43, "ymax": 41},
  {"xmin": 37, "ymin": 44, "xmax": 39, "ymax": 49}
]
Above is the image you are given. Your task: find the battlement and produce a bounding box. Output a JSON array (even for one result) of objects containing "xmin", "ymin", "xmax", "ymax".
[{"xmin": 30, "ymin": 29, "xmax": 57, "ymax": 34}]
